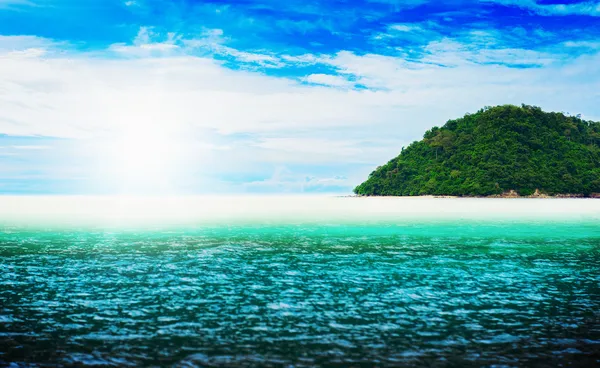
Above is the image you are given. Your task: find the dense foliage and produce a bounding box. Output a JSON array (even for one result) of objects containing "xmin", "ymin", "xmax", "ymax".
[{"xmin": 354, "ymin": 105, "xmax": 600, "ymax": 197}]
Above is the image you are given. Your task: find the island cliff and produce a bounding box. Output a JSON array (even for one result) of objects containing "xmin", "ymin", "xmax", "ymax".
[{"xmin": 354, "ymin": 105, "xmax": 600, "ymax": 197}]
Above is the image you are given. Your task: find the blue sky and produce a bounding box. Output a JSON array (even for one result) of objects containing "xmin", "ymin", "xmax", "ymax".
[{"xmin": 1, "ymin": 0, "xmax": 599, "ymax": 194}]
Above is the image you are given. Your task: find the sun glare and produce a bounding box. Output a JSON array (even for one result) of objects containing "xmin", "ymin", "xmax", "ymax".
[{"xmin": 106, "ymin": 127, "xmax": 183, "ymax": 193}]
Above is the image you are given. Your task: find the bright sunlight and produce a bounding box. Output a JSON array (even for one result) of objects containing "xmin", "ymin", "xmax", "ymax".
[{"xmin": 101, "ymin": 126, "xmax": 186, "ymax": 194}]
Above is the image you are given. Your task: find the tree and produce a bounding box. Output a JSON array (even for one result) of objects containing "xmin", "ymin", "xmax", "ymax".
[{"xmin": 354, "ymin": 105, "xmax": 600, "ymax": 197}]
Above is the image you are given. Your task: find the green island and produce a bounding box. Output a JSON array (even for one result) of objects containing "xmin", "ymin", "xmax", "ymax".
[{"xmin": 354, "ymin": 104, "xmax": 600, "ymax": 197}]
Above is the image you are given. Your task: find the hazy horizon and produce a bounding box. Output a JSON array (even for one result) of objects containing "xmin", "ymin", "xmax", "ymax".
[{"xmin": 2, "ymin": 196, "xmax": 599, "ymax": 229}]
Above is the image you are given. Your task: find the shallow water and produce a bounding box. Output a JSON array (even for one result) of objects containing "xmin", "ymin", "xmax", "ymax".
[{"xmin": 1, "ymin": 198, "xmax": 600, "ymax": 366}]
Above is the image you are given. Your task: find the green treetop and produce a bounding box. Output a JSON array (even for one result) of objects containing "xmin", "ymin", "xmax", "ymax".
[{"xmin": 354, "ymin": 104, "xmax": 600, "ymax": 197}]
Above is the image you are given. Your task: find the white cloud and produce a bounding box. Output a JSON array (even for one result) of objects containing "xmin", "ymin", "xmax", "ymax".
[
  {"xmin": 303, "ymin": 73, "xmax": 353, "ymax": 87},
  {"xmin": 0, "ymin": 32, "xmax": 599, "ymax": 192},
  {"xmin": 563, "ymin": 40, "xmax": 600, "ymax": 49},
  {"xmin": 0, "ymin": 44, "xmax": 404, "ymax": 139},
  {"xmin": 115, "ymin": 27, "xmax": 282, "ymax": 67},
  {"xmin": 255, "ymin": 137, "xmax": 362, "ymax": 158},
  {"xmin": 421, "ymin": 38, "xmax": 559, "ymax": 67},
  {"xmin": 388, "ymin": 24, "xmax": 422, "ymax": 32},
  {"xmin": 486, "ymin": 0, "xmax": 600, "ymax": 17},
  {"xmin": 110, "ymin": 27, "xmax": 180, "ymax": 55},
  {"xmin": 220, "ymin": 46, "xmax": 282, "ymax": 66},
  {"xmin": 10, "ymin": 145, "xmax": 50, "ymax": 150},
  {"xmin": 243, "ymin": 166, "xmax": 350, "ymax": 193},
  {"xmin": 281, "ymin": 54, "xmax": 323, "ymax": 64},
  {"xmin": 0, "ymin": 35, "xmax": 57, "ymax": 51}
]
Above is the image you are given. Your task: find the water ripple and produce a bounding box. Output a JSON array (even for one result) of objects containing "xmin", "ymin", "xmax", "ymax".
[{"xmin": 1, "ymin": 225, "xmax": 600, "ymax": 366}]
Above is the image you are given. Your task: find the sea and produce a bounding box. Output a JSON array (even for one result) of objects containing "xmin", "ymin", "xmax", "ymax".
[{"xmin": 1, "ymin": 196, "xmax": 599, "ymax": 367}]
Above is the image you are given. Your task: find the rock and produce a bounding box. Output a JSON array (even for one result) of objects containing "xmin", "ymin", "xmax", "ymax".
[
  {"xmin": 503, "ymin": 190, "xmax": 520, "ymax": 198},
  {"xmin": 529, "ymin": 189, "xmax": 549, "ymax": 198}
]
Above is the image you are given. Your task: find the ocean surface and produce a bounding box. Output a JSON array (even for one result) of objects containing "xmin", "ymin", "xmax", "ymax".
[{"xmin": 1, "ymin": 197, "xmax": 600, "ymax": 367}]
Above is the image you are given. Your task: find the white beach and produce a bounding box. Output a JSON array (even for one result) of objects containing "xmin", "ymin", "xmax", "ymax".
[{"xmin": 0, "ymin": 196, "xmax": 599, "ymax": 228}]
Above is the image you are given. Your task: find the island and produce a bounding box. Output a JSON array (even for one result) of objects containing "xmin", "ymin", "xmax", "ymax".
[{"xmin": 354, "ymin": 104, "xmax": 600, "ymax": 197}]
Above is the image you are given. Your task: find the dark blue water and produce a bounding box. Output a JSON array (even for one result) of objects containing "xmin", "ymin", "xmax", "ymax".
[{"xmin": 1, "ymin": 223, "xmax": 600, "ymax": 367}]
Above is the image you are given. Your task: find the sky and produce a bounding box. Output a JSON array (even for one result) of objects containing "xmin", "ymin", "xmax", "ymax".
[{"xmin": 0, "ymin": 0, "xmax": 599, "ymax": 195}]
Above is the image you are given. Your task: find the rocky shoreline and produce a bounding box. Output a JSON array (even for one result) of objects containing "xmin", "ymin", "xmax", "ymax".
[
  {"xmin": 489, "ymin": 189, "xmax": 600, "ymax": 198},
  {"xmin": 349, "ymin": 190, "xmax": 600, "ymax": 198}
]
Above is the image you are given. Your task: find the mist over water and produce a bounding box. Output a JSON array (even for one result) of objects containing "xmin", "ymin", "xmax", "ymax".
[
  {"xmin": 1, "ymin": 197, "xmax": 600, "ymax": 366},
  {"xmin": 1, "ymin": 196, "xmax": 600, "ymax": 228}
]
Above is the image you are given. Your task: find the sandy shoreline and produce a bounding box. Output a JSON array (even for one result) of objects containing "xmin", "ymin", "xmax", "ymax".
[
  {"xmin": 343, "ymin": 194, "xmax": 600, "ymax": 199},
  {"xmin": 0, "ymin": 195, "xmax": 599, "ymax": 228}
]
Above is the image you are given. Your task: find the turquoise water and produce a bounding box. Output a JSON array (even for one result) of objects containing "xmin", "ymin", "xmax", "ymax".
[{"xmin": 1, "ymin": 220, "xmax": 600, "ymax": 366}]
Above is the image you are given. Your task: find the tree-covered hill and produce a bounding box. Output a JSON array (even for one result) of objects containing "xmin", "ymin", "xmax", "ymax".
[{"xmin": 354, "ymin": 105, "xmax": 600, "ymax": 197}]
